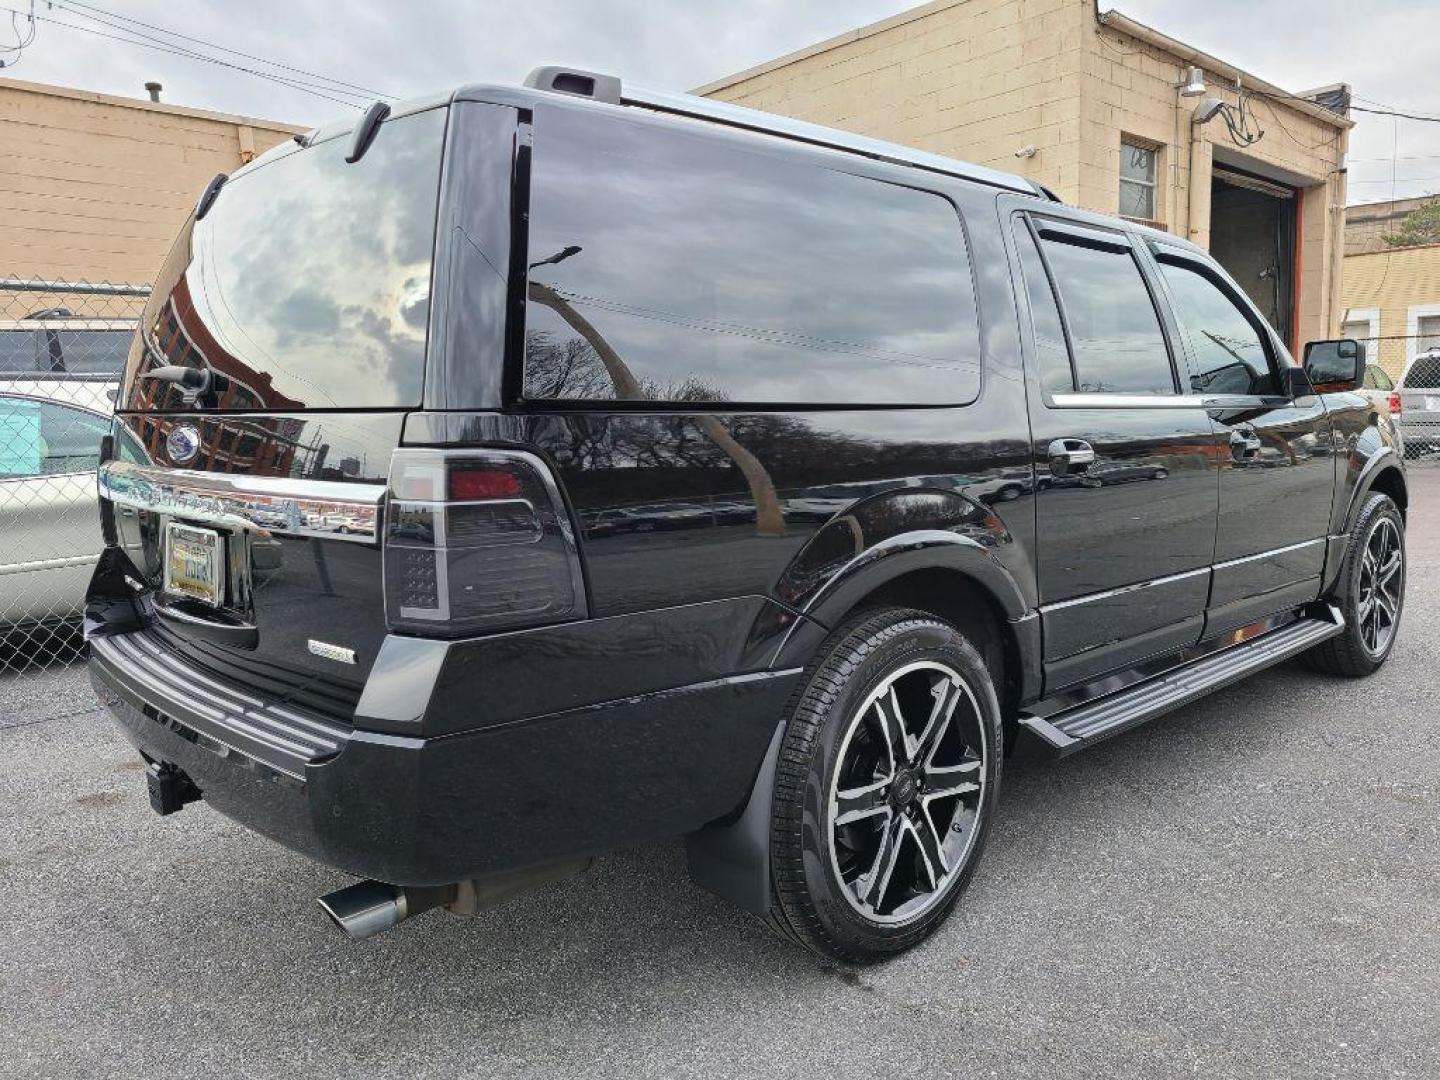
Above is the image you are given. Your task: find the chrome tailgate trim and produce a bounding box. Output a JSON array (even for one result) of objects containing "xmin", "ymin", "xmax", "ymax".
[{"xmin": 98, "ymin": 460, "xmax": 384, "ymax": 543}]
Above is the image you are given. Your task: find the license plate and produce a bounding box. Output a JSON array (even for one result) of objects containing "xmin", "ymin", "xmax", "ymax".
[{"xmin": 163, "ymin": 523, "xmax": 225, "ymax": 607}]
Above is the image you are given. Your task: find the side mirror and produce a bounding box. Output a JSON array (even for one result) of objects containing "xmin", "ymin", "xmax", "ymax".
[{"xmin": 1303, "ymin": 339, "xmax": 1363, "ymax": 392}]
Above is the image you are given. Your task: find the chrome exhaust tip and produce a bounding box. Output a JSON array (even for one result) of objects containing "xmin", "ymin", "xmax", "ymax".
[{"xmin": 317, "ymin": 880, "xmax": 454, "ymax": 941}]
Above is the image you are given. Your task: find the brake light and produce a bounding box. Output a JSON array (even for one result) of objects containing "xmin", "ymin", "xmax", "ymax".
[
  {"xmin": 1389, "ymin": 391, "xmax": 1402, "ymax": 415},
  {"xmin": 383, "ymin": 449, "xmax": 586, "ymax": 635}
]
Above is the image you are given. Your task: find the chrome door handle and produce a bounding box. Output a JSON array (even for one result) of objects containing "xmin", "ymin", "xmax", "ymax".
[{"xmin": 1047, "ymin": 438, "xmax": 1095, "ymax": 476}]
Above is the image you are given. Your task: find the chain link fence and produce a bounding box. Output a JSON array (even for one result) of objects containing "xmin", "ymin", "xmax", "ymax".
[
  {"xmin": 1358, "ymin": 334, "xmax": 1440, "ymax": 462},
  {"xmin": 1, "ymin": 278, "xmax": 147, "ymax": 674}
]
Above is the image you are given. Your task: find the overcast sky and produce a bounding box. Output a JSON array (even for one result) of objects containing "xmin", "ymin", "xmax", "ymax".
[{"xmin": 3, "ymin": 0, "xmax": 1437, "ymax": 206}]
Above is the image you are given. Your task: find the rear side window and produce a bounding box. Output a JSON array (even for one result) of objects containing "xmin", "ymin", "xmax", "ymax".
[
  {"xmin": 1037, "ymin": 235, "xmax": 1174, "ymax": 395},
  {"xmin": 523, "ymin": 109, "xmax": 981, "ymax": 405},
  {"xmin": 1158, "ymin": 260, "xmax": 1277, "ymax": 396}
]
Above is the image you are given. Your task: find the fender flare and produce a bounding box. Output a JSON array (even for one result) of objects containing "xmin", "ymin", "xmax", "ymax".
[
  {"xmin": 1339, "ymin": 447, "xmax": 1405, "ymax": 535},
  {"xmin": 773, "ymin": 531, "xmax": 1030, "ymax": 672}
]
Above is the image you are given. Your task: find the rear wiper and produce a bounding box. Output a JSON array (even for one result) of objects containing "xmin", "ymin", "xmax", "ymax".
[
  {"xmin": 194, "ymin": 173, "xmax": 228, "ymax": 221},
  {"xmin": 140, "ymin": 365, "xmax": 230, "ymax": 407}
]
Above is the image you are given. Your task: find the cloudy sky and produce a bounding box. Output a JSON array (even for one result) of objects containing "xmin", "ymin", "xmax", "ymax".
[{"xmin": 3, "ymin": 0, "xmax": 1437, "ymax": 206}]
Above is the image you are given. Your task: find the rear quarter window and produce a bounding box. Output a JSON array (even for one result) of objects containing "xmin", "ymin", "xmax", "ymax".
[{"xmin": 523, "ymin": 108, "xmax": 981, "ymax": 406}]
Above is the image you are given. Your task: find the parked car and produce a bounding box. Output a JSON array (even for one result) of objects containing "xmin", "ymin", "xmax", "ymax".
[
  {"xmin": 1, "ymin": 380, "xmax": 121, "ymax": 635},
  {"xmin": 1397, "ymin": 349, "xmax": 1440, "ymax": 455},
  {"xmin": 86, "ymin": 70, "xmax": 1407, "ymax": 963},
  {"xmin": 0, "ymin": 312, "xmax": 135, "ymax": 381}
]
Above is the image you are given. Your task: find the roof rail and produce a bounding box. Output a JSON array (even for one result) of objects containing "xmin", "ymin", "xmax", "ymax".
[{"xmin": 521, "ymin": 65, "xmax": 1056, "ymax": 200}]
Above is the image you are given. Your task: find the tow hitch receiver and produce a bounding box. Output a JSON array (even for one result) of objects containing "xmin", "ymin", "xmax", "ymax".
[{"xmin": 146, "ymin": 762, "xmax": 202, "ymax": 816}]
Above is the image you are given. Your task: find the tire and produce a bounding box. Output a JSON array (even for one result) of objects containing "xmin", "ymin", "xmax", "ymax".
[
  {"xmin": 767, "ymin": 607, "xmax": 1002, "ymax": 963},
  {"xmin": 1302, "ymin": 492, "xmax": 1405, "ymax": 677}
]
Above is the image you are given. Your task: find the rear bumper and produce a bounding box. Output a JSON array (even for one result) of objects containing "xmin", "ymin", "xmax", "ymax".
[{"xmin": 89, "ymin": 628, "xmax": 800, "ymax": 885}]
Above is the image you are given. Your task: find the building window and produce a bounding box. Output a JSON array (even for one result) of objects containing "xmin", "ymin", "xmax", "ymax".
[
  {"xmin": 1405, "ymin": 303, "xmax": 1440, "ymax": 370},
  {"xmin": 1418, "ymin": 314, "xmax": 1440, "ymax": 353},
  {"xmin": 1119, "ymin": 139, "xmax": 1158, "ymax": 222}
]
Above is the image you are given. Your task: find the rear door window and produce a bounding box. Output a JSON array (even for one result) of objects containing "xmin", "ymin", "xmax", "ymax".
[
  {"xmin": 1034, "ymin": 229, "xmax": 1175, "ymax": 395},
  {"xmin": 523, "ymin": 108, "xmax": 981, "ymax": 406}
]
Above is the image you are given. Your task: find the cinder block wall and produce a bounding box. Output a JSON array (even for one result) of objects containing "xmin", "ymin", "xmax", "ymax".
[
  {"xmin": 0, "ymin": 77, "xmax": 303, "ymax": 286},
  {"xmin": 695, "ymin": 0, "xmax": 1089, "ymax": 201},
  {"xmin": 700, "ymin": 0, "xmax": 1349, "ymax": 342},
  {"xmin": 1343, "ymin": 245, "xmax": 1440, "ymax": 379}
]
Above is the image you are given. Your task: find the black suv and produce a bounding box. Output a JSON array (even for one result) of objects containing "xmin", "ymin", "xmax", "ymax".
[{"xmin": 85, "ymin": 70, "xmax": 1407, "ymax": 963}]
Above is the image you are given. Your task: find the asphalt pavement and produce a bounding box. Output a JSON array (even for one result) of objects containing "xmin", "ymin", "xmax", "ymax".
[{"xmin": 1, "ymin": 472, "xmax": 1437, "ymax": 1079}]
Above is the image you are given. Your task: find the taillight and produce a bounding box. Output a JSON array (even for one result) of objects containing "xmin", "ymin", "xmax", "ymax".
[
  {"xmin": 384, "ymin": 449, "xmax": 586, "ymax": 635},
  {"xmin": 1389, "ymin": 391, "xmax": 1402, "ymax": 415}
]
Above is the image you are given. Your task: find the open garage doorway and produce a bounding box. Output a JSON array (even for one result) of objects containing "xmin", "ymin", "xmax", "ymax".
[{"xmin": 1208, "ymin": 164, "xmax": 1298, "ymax": 350}]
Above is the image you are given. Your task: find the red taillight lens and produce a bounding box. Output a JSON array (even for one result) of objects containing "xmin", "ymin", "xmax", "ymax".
[
  {"xmin": 384, "ymin": 449, "xmax": 586, "ymax": 636},
  {"xmin": 1389, "ymin": 391, "xmax": 1402, "ymax": 415},
  {"xmin": 449, "ymin": 466, "xmax": 524, "ymax": 501}
]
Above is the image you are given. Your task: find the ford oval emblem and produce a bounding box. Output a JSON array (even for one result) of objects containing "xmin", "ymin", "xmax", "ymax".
[{"xmin": 166, "ymin": 424, "xmax": 202, "ymax": 465}]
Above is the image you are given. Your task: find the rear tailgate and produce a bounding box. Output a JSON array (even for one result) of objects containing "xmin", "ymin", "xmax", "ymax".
[
  {"xmin": 93, "ymin": 102, "xmax": 450, "ymax": 717},
  {"xmin": 102, "ymin": 412, "xmax": 402, "ymax": 715}
]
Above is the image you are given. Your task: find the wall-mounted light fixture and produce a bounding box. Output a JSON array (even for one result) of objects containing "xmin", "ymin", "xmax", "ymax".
[
  {"xmin": 1015, "ymin": 145, "xmax": 1038, "ymax": 158},
  {"xmin": 1192, "ymin": 96, "xmax": 1226, "ymax": 125},
  {"xmin": 1178, "ymin": 66, "xmax": 1207, "ymax": 98}
]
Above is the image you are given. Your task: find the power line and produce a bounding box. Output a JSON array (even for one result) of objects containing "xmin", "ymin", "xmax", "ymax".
[
  {"xmin": 42, "ymin": 2, "xmax": 375, "ymax": 105},
  {"xmin": 0, "ymin": 4, "xmax": 368, "ymax": 109},
  {"xmin": 1351, "ymin": 105, "xmax": 1440, "ymax": 124},
  {"xmin": 54, "ymin": 0, "xmax": 396, "ymax": 100}
]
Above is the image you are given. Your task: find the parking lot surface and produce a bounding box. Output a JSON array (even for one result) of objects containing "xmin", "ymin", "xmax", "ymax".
[{"xmin": 2, "ymin": 474, "xmax": 1438, "ymax": 1080}]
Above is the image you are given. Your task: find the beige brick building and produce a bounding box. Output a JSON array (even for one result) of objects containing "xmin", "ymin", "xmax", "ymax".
[
  {"xmin": 0, "ymin": 76, "xmax": 302, "ymax": 288},
  {"xmin": 1341, "ymin": 196, "xmax": 1440, "ymax": 381},
  {"xmin": 698, "ymin": 0, "xmax": 1352, "ymax": 353}
]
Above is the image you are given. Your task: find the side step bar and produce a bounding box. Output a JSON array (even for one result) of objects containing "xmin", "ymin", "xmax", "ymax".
[{"xmin": 1019, "ymin": 607, "xmax": 1344, "ymax": 757}]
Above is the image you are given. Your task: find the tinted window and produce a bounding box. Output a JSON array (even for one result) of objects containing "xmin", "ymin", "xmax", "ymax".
[
  {"xmin": 1158, "ymin": 260, "xmax": 1277, "ymax": 395},
  {"xmin": 1363, "ymin": 365, "xmax": 1393, "ymax": 391},
  {"xmin": 51, "ymin": 329, "xmax": 132, "ymax": 375},
  {"xmin": 0, "ymin": 330, "xmax": 39, "ymax": 373},
  {"xmin": 0, "ymin": 397, "xmax": 109, "ymax": 478},
  {"xmin": 1039, "ymin": 235, "xmax": 1174, "ymax": 394},
  {"xmin": 524, "ymin": 109, "xmax": 981, "ymax": 405},
  {"xmin": 1014, "ymin": 225, "xmax": 1073, "ymax": 394},
  {"xmin": 126, "ymin": 108, "xmax": 446, "ymax": 411}
]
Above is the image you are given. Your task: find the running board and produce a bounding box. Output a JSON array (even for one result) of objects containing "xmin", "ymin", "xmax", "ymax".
[{"xmin": 1018, "ymin": 608, "xmax": 1344, "ymax": 757}]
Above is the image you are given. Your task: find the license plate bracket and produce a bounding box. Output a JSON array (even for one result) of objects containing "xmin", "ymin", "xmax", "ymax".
[{"xmin": 163, "ymin": 522, "xmax": 226, "ymax": 607}]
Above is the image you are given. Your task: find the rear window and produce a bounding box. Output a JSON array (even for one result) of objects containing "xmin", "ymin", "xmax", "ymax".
[
  {"xmin": 1402, "ymin": 354, "xmax": 1440, "ymax": 389},
  {"xmin": 124, "ymin": 107, "xmax": 446, "ymax": 411},
  {"xmin": 523, "ymin": 108, "xmax": 981, "ymax": 406}
]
